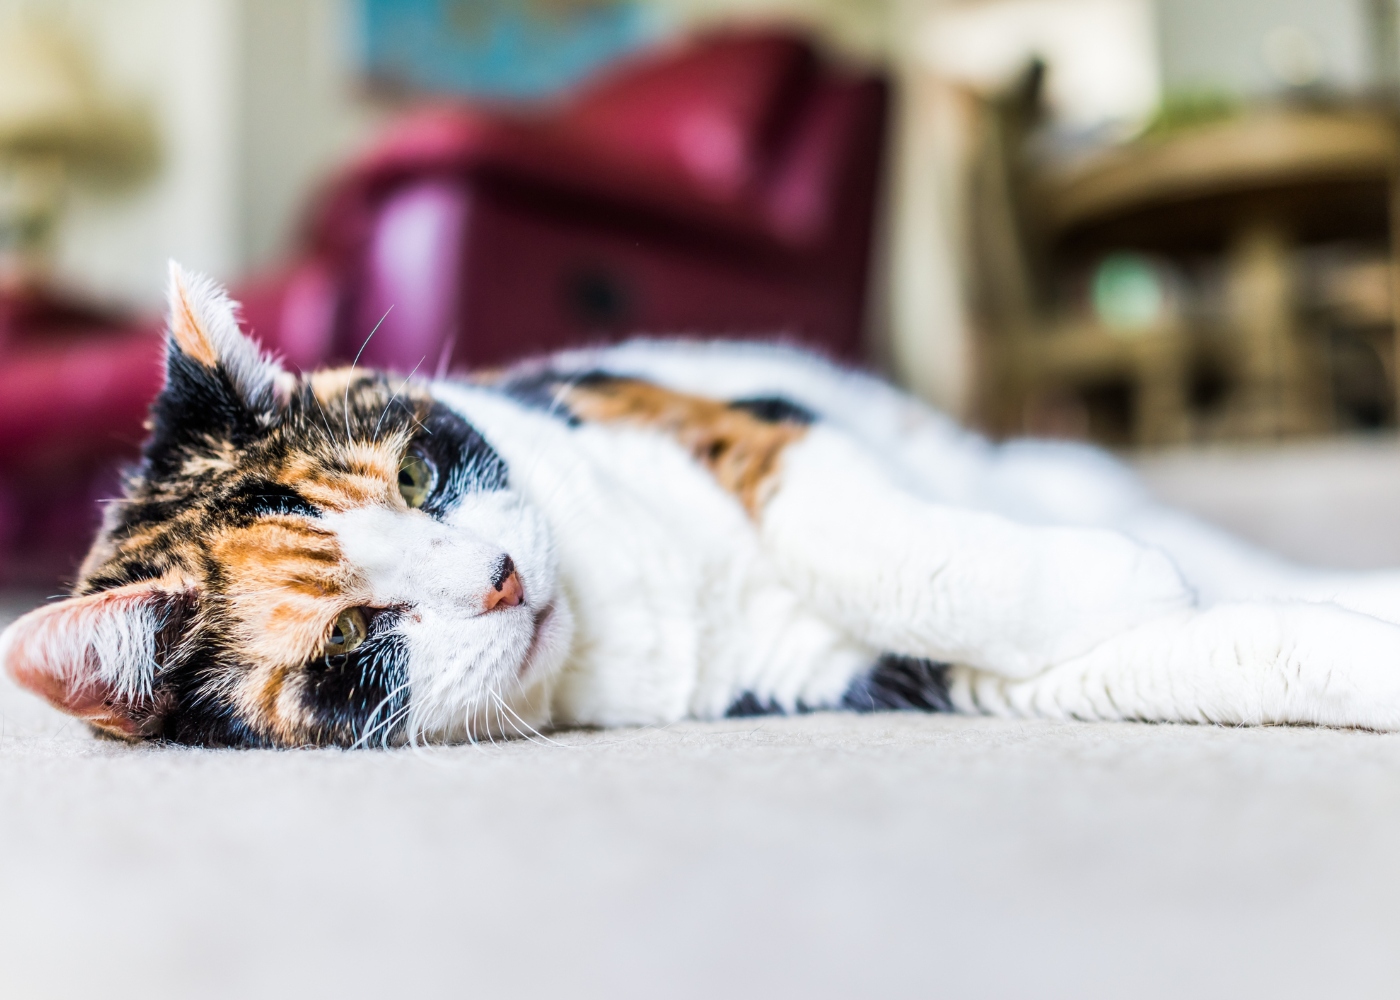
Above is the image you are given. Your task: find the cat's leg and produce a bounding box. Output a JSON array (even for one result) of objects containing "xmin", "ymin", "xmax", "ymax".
[
  {"xmin": 1294, "ymin": 572, "xmax": 1400, "ymax": 624},
  {"xmin": 963, "ymin": 436, "xmax": 1400, "ymax": 625},
  {"xmin": 948, "ymin": 600, "xmax": 1400, "ymax": 729},
  {"xmin": 759, "ymin": 428, "xmax": 1196, "ymax": 679},
  {"xmin": 1124, "ymin": 505, "xmax": 1400, "ymax": 625},
  {"xmin": 908, "ymin": 431, "xmax": 1400, "ymax": 626}
]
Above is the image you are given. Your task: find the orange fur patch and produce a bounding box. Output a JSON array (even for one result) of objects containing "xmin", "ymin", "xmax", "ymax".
[
  {"xmin": 564, "ymin": 379, "xmax": 806, "ymax": 516},
  {"xmin": 277, "ymin": 442, "xmax": 404, "ymax": 512},
  {"xmin": 212, "ymin": 520, "xmax": 368, "ymax": 669},
  {"xmin": 308, "ymin": 368, "xmax": 370, "ymax": 403},
  {"xmin": 169, "ymin": 283, "xmax": 219, "ymax": 368}
]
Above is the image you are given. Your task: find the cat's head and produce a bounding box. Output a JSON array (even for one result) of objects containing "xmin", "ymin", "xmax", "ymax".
[{"xmin": 0, "ymin": 263, "xmax": 571, "ymax": 747}]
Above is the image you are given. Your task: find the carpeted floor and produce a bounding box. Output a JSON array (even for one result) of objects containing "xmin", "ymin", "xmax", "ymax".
[{"xmin": 4, "ymin": 438, "xmax": 1400, "ymax": 999}]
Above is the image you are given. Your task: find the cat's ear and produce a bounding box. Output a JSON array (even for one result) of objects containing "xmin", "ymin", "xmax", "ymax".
[
  {"xmin": 164, "ymin": 260, "xmax": 293, "ymax": 411},
  {"xmin": 0, "ymin": 583, "xmax": 193, "ymax": 739}
]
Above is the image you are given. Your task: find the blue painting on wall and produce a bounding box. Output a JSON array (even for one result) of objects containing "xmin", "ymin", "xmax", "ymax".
[{"xmin": 356, "ymin": 0, "xmax": 660, "ymax": 99}]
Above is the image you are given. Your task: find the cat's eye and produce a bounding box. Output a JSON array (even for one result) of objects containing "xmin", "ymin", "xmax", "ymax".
[
  {"xmin": 398, "ymin": 448, "xmax": 437, "ymax": 509},
  {"xmin": 323, "ymin": 607, "xmax": 367, "ymax": 659}
]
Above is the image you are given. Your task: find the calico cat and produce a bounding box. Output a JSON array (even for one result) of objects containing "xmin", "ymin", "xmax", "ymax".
[{"xmin": 8, "ymin": 262, "xmax": 1400, "ymax": 747}]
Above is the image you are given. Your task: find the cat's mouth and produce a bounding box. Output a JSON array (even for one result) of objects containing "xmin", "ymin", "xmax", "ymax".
[{"xmin": 518, "ymin": 602, "xmax": 556, "ymax": 679}]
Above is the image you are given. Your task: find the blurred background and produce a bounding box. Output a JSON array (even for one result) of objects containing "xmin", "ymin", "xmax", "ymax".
[{"xmin": 3, "ymin": 0, "xmax": 1400, "ymax": 585}]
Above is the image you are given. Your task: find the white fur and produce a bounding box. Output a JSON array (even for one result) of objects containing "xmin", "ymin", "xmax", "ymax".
[
  {"xmin": 949, "ymin": 601, "xmax": 1400, "ymax": 729},
  {"xmin": 430, "ymin": 381, "xmax": 875, "ymax": 728},
  {"xmin": 433, "ymin": 339, "xmax": 1400, "ymax": 733},
  {"xmin": 761, "ymin": 428, "xmax": 1193, "ymax": 677},
  {"xmin": 324, "ymin": 486, "xmax": 571, "ymax": 742},
  {"xmin": 85, "ymin": 601, "xmax": 164, "ymax": 703}
]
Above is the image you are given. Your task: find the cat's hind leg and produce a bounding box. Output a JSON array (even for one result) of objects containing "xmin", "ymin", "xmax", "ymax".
[
  {"xmin": 759, "ymin": 428, "xmax": 1196, "ymax": 679},
  {"xmin": 949, "ymin": 600, "xmax": 1400, "ymax": 729}
]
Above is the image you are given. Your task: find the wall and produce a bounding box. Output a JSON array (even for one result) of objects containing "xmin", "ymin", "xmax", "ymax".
[
  {"xmin": 0, "ymin": 0, "xmax": 240, "ymax": 305},
  {"xmin": 1156, "ymin": 0, "xmax": 1374, "ymax": 95},
  {"xmin": 239, "ymin": 0, "xmax": 384, "ymax": 272}
]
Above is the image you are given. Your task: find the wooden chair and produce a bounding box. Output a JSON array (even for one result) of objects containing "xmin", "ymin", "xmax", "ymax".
[{"xmin": 965, "ymin": 65, "xmax": 1191, "ymax": 447}]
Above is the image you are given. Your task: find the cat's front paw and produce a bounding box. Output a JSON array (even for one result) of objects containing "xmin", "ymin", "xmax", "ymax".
[{"xmin": 1021, "ymin": 528, "xmax": 1194, "ymax": 672}]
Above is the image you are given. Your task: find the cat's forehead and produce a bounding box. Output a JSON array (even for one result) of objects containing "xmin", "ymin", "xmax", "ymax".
[
  {"xmin": 188, "ymin": 367, "xmax": 425, "ymax": 479},
  {"xmin": 288, "ymin": 367, "xmax": 429, "ymax": 449}
]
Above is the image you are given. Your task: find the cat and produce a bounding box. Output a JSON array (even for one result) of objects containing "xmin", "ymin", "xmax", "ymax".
[{"xmin": 7, "ymin": 261, "xmax": 1400, "ymax": 747}]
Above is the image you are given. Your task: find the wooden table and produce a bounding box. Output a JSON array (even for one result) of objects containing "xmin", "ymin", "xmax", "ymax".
[{"xmin": 1037, "ymin": 108, "xmax": 1400, "ymax": 439}]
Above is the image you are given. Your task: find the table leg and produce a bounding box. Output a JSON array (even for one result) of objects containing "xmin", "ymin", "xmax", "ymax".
[
  {"xmin": 1224, "ymin": 218, "xmax": 1329, "ymax": 438},
  {"xmin": 1132, "ymin": 328, "xmax": 1190, "ymax": 446}
]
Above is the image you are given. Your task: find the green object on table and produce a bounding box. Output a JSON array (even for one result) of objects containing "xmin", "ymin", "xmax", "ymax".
[
  {"xmin": 1092, "ymin": 253, "xmax": 1164, "ymax": 334},
  {"xmin": 1139, "ymin": 88, "xmax": 1240, "ymax": 141}
]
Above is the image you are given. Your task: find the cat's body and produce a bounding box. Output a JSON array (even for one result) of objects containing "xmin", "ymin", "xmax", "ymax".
[
  {"xmin": 9, "ymin": 264, "xmax": 1400, "ymax": 746},
  {"xmin": 474, "ymin": 340, "xmax": 1400, "ymax": 732}
]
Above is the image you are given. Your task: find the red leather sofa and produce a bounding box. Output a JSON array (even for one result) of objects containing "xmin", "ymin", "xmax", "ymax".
[
  {"xmin": 239, "ymin": 29, "xmax": 889, "ymax": 373},
  {"xmin": 0, "ymin": 292, "xmax": 162, "ymax": 585}
]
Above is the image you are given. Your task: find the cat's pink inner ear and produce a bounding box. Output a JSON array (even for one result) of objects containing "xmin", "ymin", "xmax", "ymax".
[
  {"xmin": 0, "ymin": 585, "xmax": 181, "ymax": 739},
  {"xmin": 167, "ymin": 261, "xmax": 226, "ymax": 368}
]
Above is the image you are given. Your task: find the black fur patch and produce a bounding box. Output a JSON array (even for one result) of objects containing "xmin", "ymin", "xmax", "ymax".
[
  {"xmin": 155, "ymin": 616, "xmax": 411, "ymax": 749},
  {"xmin": 154, "ymin": 643, "xmax": 273, "ymax": 748},
  {"xmin": 841, "ymin": 655, "xmax": 954, "ymax": 713},
  {"xmin": 299, "ymin": 621, "xmax": 411, "ymax": 747},
  {"xmin": 727, "ymin": 396, "xmax": 815, "ymax": 425},
  {"xmin": 224, "ymin": 479, "xmax": 320, "ymax": 522},
  {"xmin": 724, "ymin": 657, "xmax": 953, "ymax": 719},
  {"xmin": 416, "ymin": 402, "xmax": 510, "ymax": 516},
  {"xmin": 83, "ymin": 558, "xmax": 169, "ymax": 592},
  {"xmin": 497, "ymin": 369, "xmax": 620, "ymax": 426},
  {"xmin": 146, "ymin": 348, "xmax": 262, "ymax": 475},
  {"xmin": 724, "ymin": 691, "xmax": 786, "ymax": 718},
  {"xmin": 157, "ymin": 689, "xmax": 270, "ymax": 748}
]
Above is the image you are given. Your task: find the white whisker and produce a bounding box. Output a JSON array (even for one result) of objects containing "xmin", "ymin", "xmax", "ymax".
[
  {"xmin": 490, "ymin": 688, "xmax": 565, "ymax": 748},
  {"xmin": 345, "ymin": 306, "xmax": 393, "ymax": 439},
  {"xmin": 372, "ymin": 356, "xmax": 428, "ymax": 444},
  {"xmin": 434, "ymin": 331, "xmax": 457, "ymax": 381},
  {"xmin": 352, "ymin": 679, "xmax": 412, "ymax": 750}
]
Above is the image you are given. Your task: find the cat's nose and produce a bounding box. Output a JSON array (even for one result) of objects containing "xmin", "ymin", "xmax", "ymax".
[{"xmin": 484, "ymin": 556, "xmax": 523, "ymax": 612}]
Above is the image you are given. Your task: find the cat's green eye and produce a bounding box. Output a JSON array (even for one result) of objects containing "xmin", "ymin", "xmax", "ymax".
[
  {"xmin": 323, "ymin": 607, "xmax": 367, "ymax": 659},
  {"xmin": 398, "ymin": 449, "xmax": 437, "ymax": 509}
]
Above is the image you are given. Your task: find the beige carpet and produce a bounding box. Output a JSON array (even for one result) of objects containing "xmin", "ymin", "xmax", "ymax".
[{"xmin": 5, "ymin": 438, "xmax": 1400, "ymax": 999}]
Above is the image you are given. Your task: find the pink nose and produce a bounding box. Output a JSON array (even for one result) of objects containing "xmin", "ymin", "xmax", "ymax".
[{"xmin": 484, "ymin": 557, "xmax": 524, "ymax": 612}]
